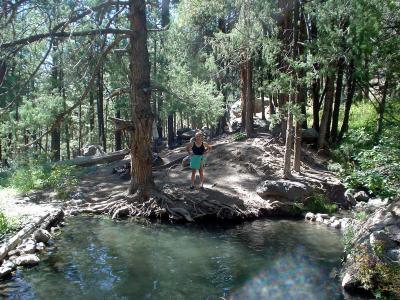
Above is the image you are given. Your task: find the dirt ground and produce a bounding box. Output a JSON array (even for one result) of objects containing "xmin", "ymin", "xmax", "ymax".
[{"xmin": 0, "ymin": 129, "xmax": 345, "ymax": 223}]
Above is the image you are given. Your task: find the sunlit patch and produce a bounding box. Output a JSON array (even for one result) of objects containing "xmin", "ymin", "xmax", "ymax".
[{"xmin": 230, "ymin": 247, "xmax": 341, "ymax": 300}]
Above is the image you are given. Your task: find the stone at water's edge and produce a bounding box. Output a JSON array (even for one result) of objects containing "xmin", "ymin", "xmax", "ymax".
[
  {"xmin": 341, "ymin": 199, "xmax": 400, "ymax": 296},
  {"xmin": 0, "ymin": 266, "xmax": 12, "ymax": 278},
  {"xmin": 256, "ymin": 180, "xmax": 312, "ymax": 202},
  {"xmin": 15, "ymin": 254, "xmax": 40, "ymax": 266},
  {"xmin": 354, "ymin": 191, "xmax": 369, "ymax": 202},
  {"xmin": 33, "ymin": 229, "xmax": 52, "ymax": 243}
]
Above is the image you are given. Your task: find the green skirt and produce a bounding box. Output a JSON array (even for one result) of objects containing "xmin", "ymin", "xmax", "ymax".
[{"xmin": 190, "ymin": 155, "xmax": 204, "ymax": 170}]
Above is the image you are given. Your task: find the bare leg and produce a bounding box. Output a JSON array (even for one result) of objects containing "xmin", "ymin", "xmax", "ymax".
[
  {"xmin": 191, "ymin": 169, "xmax": 196, "ymax": 187},
  {"xmin": 199, "ymin": 163, "xmax": 204, "ymax": 187}
]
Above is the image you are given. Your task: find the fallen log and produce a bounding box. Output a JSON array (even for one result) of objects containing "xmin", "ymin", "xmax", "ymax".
[
  {"xmin": 0, "ymin": 213, "xmax": 49, "ymax": 262},
  {"xmin": 60, "ymin": 149, "xmax": 130, "ymax": 167},
  {"xmin": 0, "ymin": 209, "xmax": 65, "ymax": 263}
]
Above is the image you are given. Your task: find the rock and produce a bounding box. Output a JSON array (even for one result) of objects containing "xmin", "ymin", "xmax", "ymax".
[
  {"xmin": 8, "ymin": 256, "xmax": 18, "ymax": 264},
  {"xmin": 305, "ymin": 212, "xmax": 315, "ymax": 221},
  {"xmin": 177, "ymin": 127, "xmax": 192, "ymax": 137},
  {"xmin": 370, "ymin": 231, "xmax": 397, "ymax": 249},
  {"xmin": 15, "ymin": 254, "xmax": 40, "ymax": 266},
  {"xmin": 341, "ymin": 218, "xmax": 350, "ymax": 230},
  {"xmin": 36, "ymin": 242, "xmax": 46, "ymax": 251},
  {"xmin": 387, "ymin": 249, "xmax": 400, "ymax": 262},
  {"xmin": 0, "ymin": 266, "xmax": 12, "ymax": 278},
  {"xmin": 323, "ymin": 219, "xmax": 331, "ymax": 225},
  {"xmin": 182, "ymin": 155, "xmax": 190, "ymax": 168},
  {"xmin": 367, "ymin": 198, "xmax": 388, "ymax": 208},
  {"xmin": 316, "ymin": 216, "xmax": 324, "ymax": 223},
  {"xmin": 8, "ymin": 249, "xmax": 20, "ymax": 257},
  {"xmin": 50, "ymin": 227, "xmax": 60, "ymax": 234},
  {"xmin": 330, "ymin": 220, "xmax": 341, "ymax": 229},
  {"xmin": 181, "ymin": 129, "xmax": 197, "ymax": 140},
  {"xmin": 70, "ymin": 191, "xmax": 84, "ymax": 200},
  {"xmin": 354, "ymin": 191, "xmax": 369, "ymax": 202},
  {"xmin": 330, "ymin": 216, "xmax": 337, "ymax": 222},
  {"xmin": 152, "ymin": 153, "xmax": 163, "ymax": 167},
  {"xmin": 344, "ymin": 189, "xmax": 356, "ymax": 205},
  {"xmin": 316, "ymin": 213, "xmax": 329, "ymax": 219},
  {"xmin": 386, "ymin": 224, "xmax": 400, "ymax": 242},
  {"xmin": 342, "ymin": 272, "xmax": 360, "ymax": 290},
  {"xmin": 70, "ymin": 199, "xmax": 84, "ymax": 206},
  {"xmin": 17, "ymin": 239, "xmax": 36, "ymax": 255},
  {"xmin": 301, "ymin": 128, "xmax": 319, "ymax": 144},
  {"xmin": 33, "ymin": 229, "xmax": 52, "ymax": 243},
  {"xmin": 82, "ymin": 144, "xmax": 105, "ymax": 156},
  {"xmin": 2, "ymin": 260, "xmax": 16, "ymax": 270},
  {"xmin": 256, "ymin": 180, "xmax": 312, "ymax": 202}
]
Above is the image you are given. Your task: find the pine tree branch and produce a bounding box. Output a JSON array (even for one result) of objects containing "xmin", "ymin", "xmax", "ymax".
[{"xmin": 17, "ymin": 36, "xmax": 124, "ymax": 151}]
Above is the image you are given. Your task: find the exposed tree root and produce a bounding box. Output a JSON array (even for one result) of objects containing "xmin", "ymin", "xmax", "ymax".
[{"xmin": 74, "ymin": 185, "xmax": 260, "ymax": 222}]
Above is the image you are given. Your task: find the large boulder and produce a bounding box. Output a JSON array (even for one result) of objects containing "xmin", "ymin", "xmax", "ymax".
[
  {"xmin": 177, "ymin": 127, "xmax": 192, "ymax": 138},
  {"xmin": 341, "ymin": 199, "xmax": 400, "ymax": 296},
  {"xmin": 231, "ymin": 98, "xmax": 266, "ymax": 118},
  {"xmin": 181, "ymin": 130, "xmax": 197, "ymax": 140},
  {"xmin": 15, "ymin": 254, "xmax": 40, "ymax": 266},
  {"xmin": 301, "ymin": 128, "xmax": 319, "ymax": 144},
  {"xmin": 82, "ymin": 144, "xmax": 105, "ymax": 157},
  {"xmin": 256, "ymin": 180, "xmax": 312, "ymax": 202},
  {"xmin": 354, "ymin": 191, "xmax": 369, "ymax": 202},
  {"xmin": 33, "ymin": 229, "xmax": 52, "ymax": 243}
]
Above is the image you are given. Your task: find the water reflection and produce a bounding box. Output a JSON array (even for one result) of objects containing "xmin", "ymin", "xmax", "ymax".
[{"xmin": 0, "ymin": 217, "xmax": 346, "ymax": 300}]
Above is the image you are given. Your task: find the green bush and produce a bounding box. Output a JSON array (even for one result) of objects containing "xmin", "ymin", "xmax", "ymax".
[
  {"xmin": 232, "ymin": 132, "xmax": 247, "ymax": 141},
  {"xmin": 0, "ymin": 210, "xmax": 16, "ymax": 236},
  {"xmin": 332, "ymin": 123, "xmax": 400, "ymax": 199},
  {"xmin": 8, "ymin": 158, "xmax": 78, "ymax": 199},
  {"xmin": 303, "ymin": 193, "xmax": 337, "ymax": 214},
  {"xmin": 353, "ymin": 244, "xmax": 400, "ymax": 298}
]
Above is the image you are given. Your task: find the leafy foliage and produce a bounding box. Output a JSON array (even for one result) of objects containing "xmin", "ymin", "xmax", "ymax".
[
  {"xmin": 232, "ymin": 132, "xmax": 247, "ymax": 141},
  {"xmin": 0, "ymin": 210, "xmax": 17, "ymax": 236},
  {"xmin": 5, "ymin": 157, "xmax": 78, "ymax": 199},
  {"xmin": 353, "ymin": 244, "xmax": 400, "ymax": 298},
  {"xmin": 331, "ymin": 103, "xmax": 400, "ymax": 198},
  {"xmin": 303, "ymin": 193, "xmax": 337, "ymax": 214}
]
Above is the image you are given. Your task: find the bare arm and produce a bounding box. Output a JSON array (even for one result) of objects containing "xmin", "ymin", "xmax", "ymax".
[
  {"xmin": 203, "ymin": 142, "xmax": 212, "ymax": 152},
  {"xmin": 186, "ymin": 143, "xmax": 192, "ymax": 154}
]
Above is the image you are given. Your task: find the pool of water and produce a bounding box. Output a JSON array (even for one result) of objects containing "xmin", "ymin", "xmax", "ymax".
[{"xmin": 0, "ymin": 216, "xmax": 347, "ymax": 300}]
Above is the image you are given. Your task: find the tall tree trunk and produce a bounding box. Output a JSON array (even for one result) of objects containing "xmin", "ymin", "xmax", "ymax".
[
  {"xmin": 245, "ymin": 58, "xmax": 254, "ymax": 137},
  {"xmin": 240, "ymin": 58, "xmax": 247, "ymax": 131},
  {"xmin": 330, "ymin": 57, "xmax": 345, "ymax": 143},
  {"xmin": 311, "ymin": 77, "xmax": 321, "ymax": 131},
  {"xmin": 128, "ymin": 0, "xmax": 154, "ymax": 196},
  {"xmin": 283, "ymin": 95, "xmax": 294, "ymax": 179},
  {"xmin": 78, "ymin": 103, "xmax": 82, "ymax": 155},
  {"xmin": 115, "ymin": 109, "xmax": 122, "ymax": 151},
  {"xmin": 51, "ymin": 40, "xmax": 61, "ymax": 161},
  {"xmin": 89, "ymin": 89, "xmax": 95, "ymax": 137},
  {"xmin": 338, "ymin": 60, "xmax": 356, "ymax": 141},
  {"xmin": 376, "ymin": 75, "xmax": 389, "ymax": 141},
  {"xmin": 167, "ymin": 113, "xmax": 174, "ymax": 148},
  {"xmin": 318, "ymin": 73, "xmax": 335, "ymax": 149},
  {"xmin": 97, "ymin": 67, "xmax": 106, "ymax": 152},
  {"xmin": 293, "ymin": 0, "xmax": 303, "ymax": 173},
  {"xmin": 310, "ymin": 16, "xmax": 320, "ymax": 132}
]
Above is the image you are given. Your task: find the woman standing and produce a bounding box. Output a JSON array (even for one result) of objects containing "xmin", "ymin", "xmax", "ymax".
[{"xmin": 186, "ymin": 131, "xmax": 212, "ymax": 190}]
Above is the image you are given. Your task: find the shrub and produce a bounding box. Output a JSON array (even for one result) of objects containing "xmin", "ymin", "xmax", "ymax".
[
  {"xmin": 353, "ymin": 244, "xmax": 400, "ymax": 298},
  {"xmin": 303, "ymin": 193, "xmax": 337, "ymax": 214},
  {"xmin": 232, "ymin": 132, "xmax": 247, "ymax": 141},
  {"xmin": 8, "ymin": 158, "xmax": 78, "ymax": 199},
  {"xmin": 0, "ymin": 210, "xmax": 17, "ymax": 236}
]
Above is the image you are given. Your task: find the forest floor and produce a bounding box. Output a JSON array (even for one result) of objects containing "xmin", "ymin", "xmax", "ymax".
[{"xmin": 0, "ymin": 128, "xmax": 348, "ymax": 224}]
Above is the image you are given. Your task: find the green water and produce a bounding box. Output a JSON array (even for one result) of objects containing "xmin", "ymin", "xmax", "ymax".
[{"xmin": 0, "ymin": 216, "xmax": 346, "ymax": 300}]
